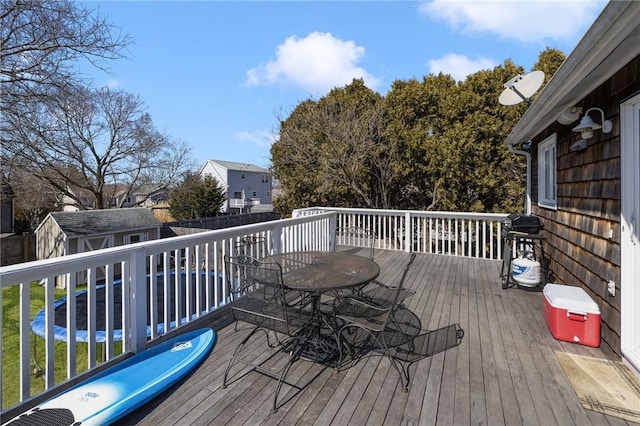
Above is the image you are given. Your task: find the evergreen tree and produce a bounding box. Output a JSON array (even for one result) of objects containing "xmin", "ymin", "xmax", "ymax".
[{"xmin": 169, "ymin": 173, "xmax": 225, "ymax": 220}]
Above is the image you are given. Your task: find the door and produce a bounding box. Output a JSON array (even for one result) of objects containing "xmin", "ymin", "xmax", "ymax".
[
  {"xmin": 620, "ymin": 93, "xmax": 640, "ymax": 373},
  {"xmin": 78, "ymin": 235, "xmax": 114, "ymax": 283}
]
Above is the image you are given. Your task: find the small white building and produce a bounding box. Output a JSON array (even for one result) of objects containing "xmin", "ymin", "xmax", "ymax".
[
  {"xmin": 198, "ymin": 160, "xmax": 272, "ymax": 213},
  {"xmin": 35, "ymin": 208, "xmax": 162, "ymax": 287}
]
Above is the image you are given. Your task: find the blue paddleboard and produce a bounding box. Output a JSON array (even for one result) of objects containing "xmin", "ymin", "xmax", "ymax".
[{"xmin": 3, "ymin": 328, "xmax": 216, "ymax": 426}]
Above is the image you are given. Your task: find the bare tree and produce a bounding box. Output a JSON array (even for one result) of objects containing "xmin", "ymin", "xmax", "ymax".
[
  {"xmin": 0, "ymin": 0, "xmax": 131, "ymax": 104},
  {"xmin": 272, "ymin": 80, "xmax": 399, "ymax": 212},
  {"xmin": 3, "ymin": 158, "xmax": 57, "ymax": 231},
  {"xmin": 3, "ymin": 85, "xmax": 191, "ymax": 210}
]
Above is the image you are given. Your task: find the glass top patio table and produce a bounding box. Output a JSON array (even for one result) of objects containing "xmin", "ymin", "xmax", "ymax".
[
  {"xmin": 263, "ymin": 251, "xmax": 380, "ymax": 364},
  {"xmin": 264, "ymin": 251, "xmax": 380, "ymax": 292}
]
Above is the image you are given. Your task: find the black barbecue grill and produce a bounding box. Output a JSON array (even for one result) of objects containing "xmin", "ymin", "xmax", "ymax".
[
  {"xmin": 500, "ymin": 213, "xmax": 547, "ymax": 289},
  {"xmin": 504, "ymin": 213, "xmax": 543, "ymax": 234}
]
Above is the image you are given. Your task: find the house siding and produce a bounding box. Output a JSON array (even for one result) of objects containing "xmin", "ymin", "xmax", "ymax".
[
  {"xmin": 531, "ymin": 55, "xmax": 640, "ymax": 355},
  {"xmin": 198, "ymin": 160, "xmax": 272, "ymax": 213}
]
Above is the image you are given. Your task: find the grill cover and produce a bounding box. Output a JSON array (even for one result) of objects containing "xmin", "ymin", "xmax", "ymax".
[{"xmin": 505, "ymin": 213, "xmax": 543, "ymax": 234}]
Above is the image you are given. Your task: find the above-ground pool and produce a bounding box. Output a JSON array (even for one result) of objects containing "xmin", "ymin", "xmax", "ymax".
[{"xmin": 31, "ymin": 270, "xmax": 224, "ymax": 342}]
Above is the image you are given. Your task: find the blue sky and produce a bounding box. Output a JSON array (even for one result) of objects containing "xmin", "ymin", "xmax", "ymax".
[{"xmin": 84, "ymin": 0, "xmax": 608, "ymax": 170}]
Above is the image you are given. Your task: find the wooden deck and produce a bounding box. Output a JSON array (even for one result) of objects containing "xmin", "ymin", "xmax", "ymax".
[{"xmin": 120, "ymin": 250, "xmax": 637, "ymax": 426}]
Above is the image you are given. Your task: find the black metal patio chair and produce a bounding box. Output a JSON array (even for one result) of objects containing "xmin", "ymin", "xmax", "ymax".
[
  {"xmin": 234, "ymin": 236, "xmax": 311, "ymax": 309},
  {"xmin": 334, "ymin": 253, "xmax": 417, "ymax": 391},
  {"xmin": 234, "ymin": 235, "xmax": 269, "ymax": 258},
  {"xmin": 223, "ymin": 255, "xmax": 314, "ymax": 412},
  {"xmin": 334, "ymin": 226, "xmax": 416, "ymax": 306}
]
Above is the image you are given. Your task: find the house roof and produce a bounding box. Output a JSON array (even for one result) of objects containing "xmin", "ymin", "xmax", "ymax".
[
  {"xmin": 505, "ymin": 0, "xmax": 640, "ymax": 146},
  {"xmin": 47, "ymin": 208, "xmax": 161, "ymax": 237},
  {"xmin": 205, "ymin": 159, "xmax": 269, "ymax": 173}
]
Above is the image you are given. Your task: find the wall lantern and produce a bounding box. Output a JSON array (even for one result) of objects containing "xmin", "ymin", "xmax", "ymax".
[
  {"xmin": 557, "ymin": 106, "xmax": 582, "ymax": 125},
  {"xmin": 572, "ymin": 107, "xmax": 613, "ymax": 139}
]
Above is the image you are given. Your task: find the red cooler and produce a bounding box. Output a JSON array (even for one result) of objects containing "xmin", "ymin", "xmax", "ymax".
[{"xmin": 543, "ymin": 283, "xmax": 601, "ymax": 347}]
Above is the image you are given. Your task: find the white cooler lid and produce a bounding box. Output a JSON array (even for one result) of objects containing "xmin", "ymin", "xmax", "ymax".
[{"xmin": 543, "ymin": 283, "xmax": 600, "ymax": 314}]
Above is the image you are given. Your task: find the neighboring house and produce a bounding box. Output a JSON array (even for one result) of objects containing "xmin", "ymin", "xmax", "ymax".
[
  {"xmin": 35, "ymin": 208, "xmax": 162, "ymax": 287},
  {"xmin": 58, "ymin": 187, "xmax": 96, "ymax": 212},
  {"xmin": 504, "ymin": 1, "xmax": 640, "ymax": 374},
  {"xmin": 114, "ymin": 185, "xmax": 169, "ymax": 208},
  {"xmin": 1, "ymin": 174, "xmax": 15, "ymax": 234},
  {"xmin": 198, "ymin": 159, "xmax": 272, "ymax": 213}
]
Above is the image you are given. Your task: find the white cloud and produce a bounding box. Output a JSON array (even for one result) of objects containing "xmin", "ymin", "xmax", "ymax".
[
  {"xmin": 428, "ymin": 53, "xmax": 496, "ymax": 82},
  {"xmin": 420, "ymin": 0, "xmax": 606, "ymax": 43},
  {"xmin": 234, "ymin": 130, "xmax": 275, "ymax": 148},
  {"xmin": 245, "ymin": 31, "xmax": 381, "ymax": 95},
  {"xmin": 105, "ymin": 79, "xmax": 121, "ymax": 89}
]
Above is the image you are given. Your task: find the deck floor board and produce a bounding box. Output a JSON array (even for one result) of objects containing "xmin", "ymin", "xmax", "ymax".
[{"xmin": 118, "ymin": 251, "xmax": 639, "ymax": 426}]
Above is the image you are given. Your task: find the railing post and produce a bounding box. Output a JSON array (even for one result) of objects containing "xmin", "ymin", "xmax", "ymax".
[
  {"xmin": 272, "ymin": 221, "xmax": 283, "ymax": 254},
  {"xmin": 329, "ymin": 213, "xmax": 337, "ymax": 251},
  {"xmin": 129, "ymin": 248, "xmax": 148, "ymax": 353},
  {"xmin": 405, "ymin": 212, "xmax": 412, "ymax": 252}
]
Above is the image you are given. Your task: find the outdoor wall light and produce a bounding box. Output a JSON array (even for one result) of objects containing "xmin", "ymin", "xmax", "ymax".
[
  {"xmin": 557, "ymin": 106, "xmax": 582, "ymax": 125},
  {"xmin": 572, "ymin": 107, "xmax": 612, "ymax": 139}
]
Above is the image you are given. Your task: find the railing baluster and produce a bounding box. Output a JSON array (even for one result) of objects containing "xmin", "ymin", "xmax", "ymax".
[
  {"xmin": 66, "ymin": 272, "xmax": 77, "ymax": 379},
  {"xmin": 45, "ymin": 275, "xmax": 55, "ymax": 389},
  {"xmin": 19, "ymin": 281, "xmax": 30, "ymax": 401},
  {"xmin": 105, "ymin": 265, "xmax": 115, "ymax": 359},
  {"xmin": 87, "ymin": 268, "xmax": 97, "ymax": 369}
]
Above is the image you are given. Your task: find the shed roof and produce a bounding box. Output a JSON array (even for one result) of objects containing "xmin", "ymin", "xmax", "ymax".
[
  {"xmin": 48, "ymin": 208, "xmax": 161, "ymax": 237},
  {"xmin": 505, "ymin": 0, "xmax": 640, "ymax": 145}
]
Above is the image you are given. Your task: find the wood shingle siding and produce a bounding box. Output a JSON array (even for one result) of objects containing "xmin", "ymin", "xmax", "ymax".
[
  {"xmin": 501, "ymin": 0, "xmax": 640, "ymax": 363},
  {"xmin": 531, "ymin": 55, "xmax": 640, "ymax": 355}
]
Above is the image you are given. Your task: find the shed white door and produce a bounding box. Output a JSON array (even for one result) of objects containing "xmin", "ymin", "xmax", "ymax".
[
  {"xmin": 78, "ymin": 235, "xmax": 114, "ymax": 282},
  {"xmin": 620, "ymin": 94, "xmax": 640, "ymax": 374}
]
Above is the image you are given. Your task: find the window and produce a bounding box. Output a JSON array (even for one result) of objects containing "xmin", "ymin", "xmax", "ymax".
[
  {"xmin": 261, "ymin": 174, "xmax": 269, "ymax": 183},
  {"xmin": 252, "ymin": 191, "xmax": 257, "ymax": 197},
  {"xmin": 538, "ymin": 134, "xmax": 557, "ymax": 209},
  {"xmin": 125, "ymin": 233, "xmax": 147, "ymax": 244},
  {"xmin": 241, "ymin": 173, "xmax": 245, "ymax": 179},
  {"xmin": 233, "ymin": 191, "xmax": 242, "ymax": 199}
]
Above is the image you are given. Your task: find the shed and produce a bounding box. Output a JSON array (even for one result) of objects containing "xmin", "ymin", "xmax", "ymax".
[
  {"xmin": 35, "ymin": 208, "xmax": 162, "ymax": 287},
  {"xmin": 504, "ymin": 1, "xmax": 640, "ymax": 374}
]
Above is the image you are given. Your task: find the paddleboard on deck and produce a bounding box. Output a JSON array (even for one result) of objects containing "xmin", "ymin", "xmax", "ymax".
[{"xmin": 3, "ymin": 328, "xmax": 216, "ymax": 426}]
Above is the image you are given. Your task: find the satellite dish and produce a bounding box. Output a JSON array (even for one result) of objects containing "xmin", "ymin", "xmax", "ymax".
[{"xmin": 499, "ymin": 70, "xmax": 545, "ymax": 105}]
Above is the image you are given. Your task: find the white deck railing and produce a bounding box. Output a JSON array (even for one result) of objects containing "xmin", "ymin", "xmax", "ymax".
[
  {"xmin": 1, "ymin": 208, "xmax": 506, "ymax": 412},
  {"xmin": 293, "ymin": 207, "xmax": 508, "ymax": 260}
]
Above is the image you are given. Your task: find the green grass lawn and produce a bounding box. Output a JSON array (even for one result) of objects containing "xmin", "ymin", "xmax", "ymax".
[{"xmin": 2, "ymin": 283, "xmax": 122, "ymax": 410}]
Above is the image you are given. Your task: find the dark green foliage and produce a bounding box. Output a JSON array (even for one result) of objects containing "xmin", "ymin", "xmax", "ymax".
[
  {"xmin": 169, "ymin": 173, "xmax": 226, "ymax": 220},
  {"xmin": 271, "ymin": 49, "xmax": 566, "ymax": 216}
]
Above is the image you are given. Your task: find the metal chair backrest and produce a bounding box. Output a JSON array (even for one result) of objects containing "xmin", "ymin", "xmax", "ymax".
[
  {"xmin": 234, "ymin": 235, "xmax": 269, "ymax": 259},
  {"xmin": 225, "ymin": 255, "xmax": 302, "ymax": 336},
  {"xmin": 336, "ymin": 226, "xmax": 376, "ymax": 260},
  {"xmin": 390, "ymin": 253, "xmax": 417, "ymax": 308}
]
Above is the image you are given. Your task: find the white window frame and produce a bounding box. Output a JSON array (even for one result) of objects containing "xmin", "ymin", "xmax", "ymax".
[
  {"xmin": 124, "ymin": 232, "xmax": 147, "ymax": 245},
  {"xmin": 538, "ymin": 133, "xmax": 557, "ymax": 209}
]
